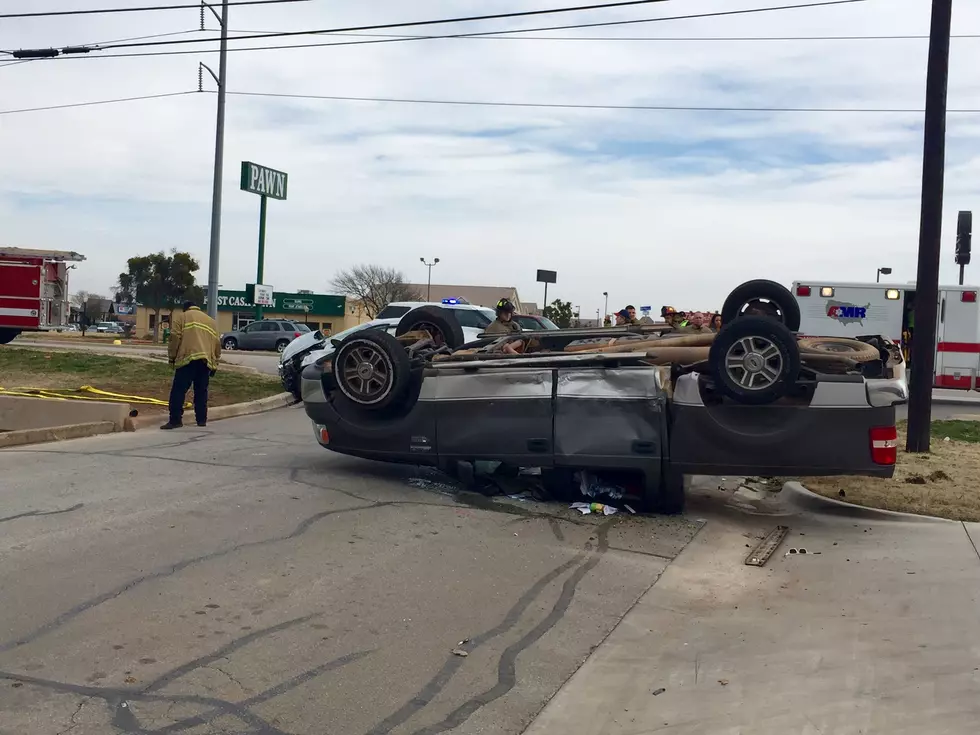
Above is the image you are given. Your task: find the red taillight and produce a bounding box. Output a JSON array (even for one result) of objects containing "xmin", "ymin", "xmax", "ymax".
[
  {"xmin": 870, "ymin": 426, "xmax": 897, "ymax": 465},
  {"xmin": 319, "ymin": 427, "xmax": 330, "ymax": 444},
  {"xmin": 962, "ymin": 291, "xmax": 977, "ymax": 303},
  {"xmin": 295, "ymin": 332, "xmax": 301, "ymax": 337},
  {"xmin": 796, "ymin": 285, "xmax": 811, "ymax": 297}
]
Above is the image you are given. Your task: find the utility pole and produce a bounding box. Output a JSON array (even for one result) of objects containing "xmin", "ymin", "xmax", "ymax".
[
  {"xmin": 420, "ymin": 257, "xmax": 439, "ymax": 301},
  {"xmin": 205, "ymin": 0, "xmax": 230, "ymax": 320},
  {"xmin": 907, "ymin": 0, "xmax": 954, "ymax": 454},
  {"xmin": 602, "ymin": 291, "xmax": 609, "ymax": 320}
]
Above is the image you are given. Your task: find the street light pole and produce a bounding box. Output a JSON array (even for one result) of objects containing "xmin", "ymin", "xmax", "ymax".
[
  {"xmin": 602, "ymin": 291, "xmax": 608, "ymax": 320},
  {"xmin": 876, "ymin": 267, "xmax": 892, "ymax": 283},
  {"xmin": 205, "ymin": 0, "xmax": 230, "ymax": 320},
  {"xmin": 907, "ymin": 0, "xmax": 954, "ymax": 454},
  {"xmin": 420, "ymin": 257, "xmax": 440, "ymax": 301}
]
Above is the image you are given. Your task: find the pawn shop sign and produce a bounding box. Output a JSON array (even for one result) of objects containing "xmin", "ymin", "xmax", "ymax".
[
  {"xmin": 241, "ymin": 160, "xmax": 288, "ymax": 320},
  {"xmin": 241, "ymin": 161, "xmax": 288, "ymax": 201}
]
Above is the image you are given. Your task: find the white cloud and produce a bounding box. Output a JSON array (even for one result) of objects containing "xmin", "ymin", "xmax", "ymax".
[{"xmin": 0, "ymin": 0, "xmax": 978, "ymax": 314}]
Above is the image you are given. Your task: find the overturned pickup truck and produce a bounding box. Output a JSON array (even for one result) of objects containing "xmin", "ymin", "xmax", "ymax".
[{"xmin": 302, "ymin": 280, "xmax": 906, "ymax": 513}]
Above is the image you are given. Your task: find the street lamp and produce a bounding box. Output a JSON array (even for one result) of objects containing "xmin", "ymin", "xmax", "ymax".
[
  {"xmin": 877, "ymin": 267, "xmax": 893, "ymax": 283},
  {"xmin": 602, "ymin": 291, "xmax": 609, "ymax": 319},
  {"xmin": 420, "ymin": 257, "xmax": 440, "ymax": 302}
]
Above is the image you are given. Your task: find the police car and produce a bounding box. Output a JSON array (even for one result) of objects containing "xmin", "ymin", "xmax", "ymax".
[{"xmin": 279, "ymin": 299, "xmax": 496, "ymax": 399}]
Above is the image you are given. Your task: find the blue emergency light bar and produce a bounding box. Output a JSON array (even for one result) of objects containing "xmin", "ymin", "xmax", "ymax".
[{"xmin": 442, "ymin": 297, "xmax": 469, "ymax": 305}]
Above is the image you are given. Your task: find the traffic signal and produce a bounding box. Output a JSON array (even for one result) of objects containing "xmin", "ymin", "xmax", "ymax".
[{"xmin": 956, "ymin": 211, "xmax": 972, "ymax": 266}]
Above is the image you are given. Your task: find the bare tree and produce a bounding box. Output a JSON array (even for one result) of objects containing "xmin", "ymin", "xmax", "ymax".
[{"xmin": 330, "ymin": 265, "xmax": 420, "ymax": 318}]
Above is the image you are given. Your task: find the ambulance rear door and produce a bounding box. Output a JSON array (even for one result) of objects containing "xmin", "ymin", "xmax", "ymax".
[{"xmin": 935, "ymin": 286, "xmax": 980, "ymax": 389}]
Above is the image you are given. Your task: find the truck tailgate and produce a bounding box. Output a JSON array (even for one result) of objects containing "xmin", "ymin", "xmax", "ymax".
[{"xmin": 669, "ymin": 374, "xmax": 903, "ymax": 478}]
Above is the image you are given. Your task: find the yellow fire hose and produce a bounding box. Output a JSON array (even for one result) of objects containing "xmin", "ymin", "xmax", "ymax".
[{"xmin": 0, "ymin": 385, "xmax": 190, "ymax": 408}]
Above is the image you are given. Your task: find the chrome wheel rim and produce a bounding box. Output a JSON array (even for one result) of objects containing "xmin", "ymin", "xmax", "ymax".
[
  {"xmin": 339, "ymin": 341, "xmax": 393, "ymax": 404},
  {"xmin": 725, "ymin": 336, "xmax": 784, "ymax": 391}
]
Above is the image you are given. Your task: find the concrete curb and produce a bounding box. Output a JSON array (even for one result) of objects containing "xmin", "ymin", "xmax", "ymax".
[
  {"xmin": 0, "ymin": 421, "xmax": 116, "ymax": 449},
  {"xmin": 124, "ymin": 392, "xmax": 297, "ymax": 431},
  {"xmin": 782, "ymin": 480, "xmax": 953, "ymax": 524}
]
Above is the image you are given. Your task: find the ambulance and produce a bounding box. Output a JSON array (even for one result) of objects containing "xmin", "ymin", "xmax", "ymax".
[{"xmin": 792, "ymin": 279, "xmax": 980, "ymax": 390}]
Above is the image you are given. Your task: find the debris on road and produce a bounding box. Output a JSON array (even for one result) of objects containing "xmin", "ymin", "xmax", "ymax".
[
  {"xmin": 571, "ymin": 502, "xmax": 618, "ymax": 516},
  {"xmin": 744, "ymin": 525, "xmax": 789, "ymax": 567},
  {"xmin": 652, "ymin": 688, "xmax": 666, "ymax": 696},
  {"xmin": 718, "ymin": 679, "xmax": 729, "ymax": 686},
  {"xmin": 452, "ymin": 648, "xmax": 469, "ymax": 658}
]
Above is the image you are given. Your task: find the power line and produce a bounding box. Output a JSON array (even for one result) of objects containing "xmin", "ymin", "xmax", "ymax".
[
  {"xmin": 0, "ymin": 0, "xmax": 306, "ymax": 20},
  {"xmin": 224, "ymin": 89, "xmax": 980, "ymax": 114},
  {"xmin": 4, "ymin": 87, "xmax": 980, "ymax": 116},
  {"xmin": 0, "ymin": 91, "xmax": 195, "ymax": 115},
  {"xmin": 222, "ymin": 27, "xmax": 980, "ymax": 45},
  {"xmin": 1, "ymin": 30, "xmax": 201, "ymax": 58},
  {"xmin": 230, "ymin": 29, "xmax": 980, "ymax": 42},
  {"xmin": 14, "ymin": 0, "xmax": 872, "ymax": 61},
  {"xmin": 88, "ymin": 0, "xmax": 685, "ymax": 50}
]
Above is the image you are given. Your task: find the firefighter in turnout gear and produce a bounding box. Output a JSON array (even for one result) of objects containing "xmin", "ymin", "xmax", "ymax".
[
  {"xmin": 485, "ymin": 298, "xmax": 522, "ymax": 335},
  {"xmin": 162, "ymin": 299, "xmax": 221, "ymax": 430}
]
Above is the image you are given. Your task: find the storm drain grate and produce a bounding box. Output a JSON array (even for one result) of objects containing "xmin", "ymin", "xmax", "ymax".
[{"xmin": 745, "ymin": 525, "xmax": 790, "ymax": 567}]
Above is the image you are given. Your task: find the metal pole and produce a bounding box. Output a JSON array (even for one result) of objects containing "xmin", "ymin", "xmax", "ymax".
[
  {"xmin": 205, "ymin": 0, "xmax": 230, "ymax": 320},
  {"xmin": 959, "ymin": 263, "xmax": 965, "ymax": 285},
  {"xmin": 427, "ymin": 265, "xmax": 432, "ymax": 302},
  {"xmin": 255, "ymin": 194, "xmax": 267, "ymax": 321},
  {"xmin": 907, "ymin": 0, "xmax": 954, "ymax": 454},
  {"xmin": 876, "ymin": 269, "xmax": 881, "ymax": 283},
  {"xmin": 603, "ymin": 291, "xmax": 608, "ymax": 318},
  {"xmin": 543, "ymin": 283, "xmax": 549, "ymax": 312}
]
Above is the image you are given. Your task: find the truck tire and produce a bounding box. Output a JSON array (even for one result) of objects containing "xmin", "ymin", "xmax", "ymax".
[
  {"xmin": 797, "ymin": 337, "xmax": 881, "ymax": 363},
  {"xmin": 721, "ymin": 280, "xmax": 801, "ymax": 332},
  {"xmin": 333, "ymin": 329, "xmax": 412, "ymax": 410},
  {"xmin": 395, "ymin": 306, "xmax": 465, "ymax": 350},
  {"xmin": 709, "ymin": 316, "xmax": 800, "ymax": 405},
  {"xmin": 328, "ymin": 368, "xmax": 426, "ymax": 438},
  {"xmin": 0, "ymin": 329, "xmax": 19, "ymax": 345}
]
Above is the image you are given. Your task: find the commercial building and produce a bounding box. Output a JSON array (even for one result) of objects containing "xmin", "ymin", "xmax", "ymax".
[
  {"xmin": 132, "ymin": 289, "xmax": 353, "ymax": 338},
  {"xmin": 405, "ymin": 283, "xmax": 523, "ymax": 312}
]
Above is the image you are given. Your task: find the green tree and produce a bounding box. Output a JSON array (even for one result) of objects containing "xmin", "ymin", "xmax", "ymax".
[
  {"xmin": 543, "ymin": 298, "xmax": 574, "ymax": 328},
  {"xmin": 117, "ymin": 251, "xmax": 203, "ymax": 341}
]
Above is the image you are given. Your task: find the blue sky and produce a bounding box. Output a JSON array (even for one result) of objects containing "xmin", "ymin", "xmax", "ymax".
[{"xmin": 1, "ymin": 0, "xmax": 978, "ymax": 315}]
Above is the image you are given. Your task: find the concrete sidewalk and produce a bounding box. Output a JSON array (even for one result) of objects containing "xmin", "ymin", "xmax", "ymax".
[{"xmin": 524, "ymin": 487, "xmax": 980, "ymax": 735}]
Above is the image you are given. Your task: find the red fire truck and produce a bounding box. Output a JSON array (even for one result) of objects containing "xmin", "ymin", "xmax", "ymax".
[{"xmin": 0, "ymin": 247, "xmax": 86, "ymax": 345}]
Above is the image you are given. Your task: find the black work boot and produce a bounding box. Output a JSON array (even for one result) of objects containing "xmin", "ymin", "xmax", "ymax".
[{"xmin": 160, "ymin": 421, "xmax": 183, "ymax": 430}]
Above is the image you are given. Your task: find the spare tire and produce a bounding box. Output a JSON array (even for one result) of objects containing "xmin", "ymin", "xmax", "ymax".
[
  {"xmin": 722, "ymin": 280, "xmax": 801, "ymax": 332},
  {"xmin": 709, "ymin": 316, "xmax": 800, "ymax": 405},
  {"xmin": 395, "ymin": 306, "xmax": 465, "ymax": 350},
  {"xmin": 797, "ymin": 337, "xmax": 881, "ymax": 363},
  {"xmin": 333, "ymin": 329, "xmax": 412, "ymax": 410}
]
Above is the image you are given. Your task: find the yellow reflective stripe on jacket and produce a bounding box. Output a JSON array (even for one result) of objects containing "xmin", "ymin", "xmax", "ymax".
[{"xmin": 183, "ymin": 321, "xmax": 218, "ymax": 338}]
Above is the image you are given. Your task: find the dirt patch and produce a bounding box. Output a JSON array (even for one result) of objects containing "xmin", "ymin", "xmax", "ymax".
[
  {"xmin": 802, "ymin": 421, "xmax": 980, "ymax": 522},
  {"xmin": 0, "ymin": 348, "xmax": 281, "ymax": 414}
]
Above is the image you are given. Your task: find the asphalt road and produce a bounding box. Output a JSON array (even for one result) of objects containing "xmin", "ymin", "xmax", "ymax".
[
  {"xmin": 0, "ymin": 406, "xmax": 701, "ymax": 735},
  {"xmin": 19, "ymin": 339, "xmax": 282, "ymax": 376}
]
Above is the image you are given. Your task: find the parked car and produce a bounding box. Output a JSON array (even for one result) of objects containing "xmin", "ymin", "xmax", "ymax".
[
  {"xmin": 278, "ymin": 300, "xmax": 496, "ymax": 400},
  {"xmin": 515, "ymin": 314, "xmax": 560, "ymax": 331},
  {"xmin": 221, "ymin": 320, "xmax": 311, "ymax": 353},
  {"xmin": 95, "ymin": 321, "xmax": 125, "ymax": 334},
  {"xmin": 300, "ymin": 279, "xmax": 906, "ymax": 514}
]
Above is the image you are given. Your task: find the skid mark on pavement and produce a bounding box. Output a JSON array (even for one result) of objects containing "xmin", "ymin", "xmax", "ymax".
[
  {"xmin": 0, "ymin": 503, "xmax": 83, "ymax": 525},
  {"xmin": 0, "ymin": 504, "xmax": 381, "ymax": 655},
  {"xmin": 409, "ymin": 521, "xmax": 613, "ymax": 735},
  {"xmin": 366, "ymin": 521, "xmax": 613, "ymax": 735},
  {"xmin": 1, "ymin": 648, "xmax": 372, "ymax": 735}
]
